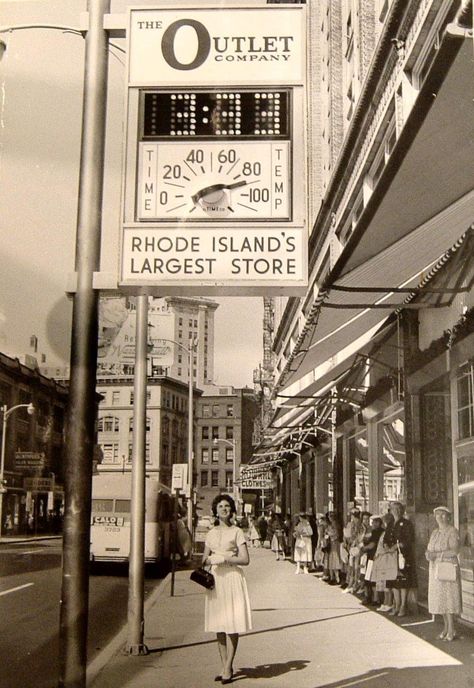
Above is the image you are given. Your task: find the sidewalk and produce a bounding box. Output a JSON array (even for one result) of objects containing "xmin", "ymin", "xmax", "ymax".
[
  {"xmin": 88, "ymin": 548, "xmax": 474, "ymax": 688},
  {"xmin": 0, "ymin": 534, "xmax": 61, "ymax": 545}
]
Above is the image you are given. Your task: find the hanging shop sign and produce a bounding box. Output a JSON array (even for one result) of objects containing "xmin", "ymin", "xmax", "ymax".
[
  {"xmin": 116, "ymin": 4, "xmax": 308, "ymax": 296},
  {"xmin": 127, "ymin": 6, "xmax": 305, "ymax": 86}
]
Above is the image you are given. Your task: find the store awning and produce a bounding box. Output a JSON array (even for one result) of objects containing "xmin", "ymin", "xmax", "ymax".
[{"xmin": 279, "ymin": 28, "xmax": 474, "ymax": 396}]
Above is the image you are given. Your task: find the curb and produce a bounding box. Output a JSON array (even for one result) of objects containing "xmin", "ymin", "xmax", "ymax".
[
  {"xmin": 0, "ymin": 535, "xmax": 62, "ymax": 545},
  {"xmin": 86, "ymin": 571, "xmax": 172, "ymax": 686}
]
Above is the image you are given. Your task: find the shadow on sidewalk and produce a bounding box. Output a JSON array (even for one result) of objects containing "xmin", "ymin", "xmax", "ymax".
[
  {"xmin": 233, "ymin": 659, "xmax": 310, "ymax": 681},
  {"xmin": 315, "ymin": 664, "xmax": 474, "ymax": 688}
]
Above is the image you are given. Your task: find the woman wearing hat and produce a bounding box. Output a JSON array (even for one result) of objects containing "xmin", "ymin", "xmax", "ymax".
[
  {"xmin": 425, "ymin": 506, "xmax": 461, "ymax": 641},
  {"xmin": 293, "ymin": 512, "xmax": 313, "ymax": 574}
]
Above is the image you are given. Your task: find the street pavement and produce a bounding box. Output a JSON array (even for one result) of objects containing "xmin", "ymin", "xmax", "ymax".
[{"xmin": 88, "ymin": 547, "xmax": 474, "ymax": 688}]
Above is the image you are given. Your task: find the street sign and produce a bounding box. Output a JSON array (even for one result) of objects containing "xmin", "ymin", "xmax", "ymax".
[
  {"xmin": 118, "ymin": 3, "xmax": 308, "ymax": 296},
  {"xmin": 171, "ymin": 463, "xmax": 188, "ymax": 491},
  {"xmin": 14, "ymin": 452, "xmax": 45, "ymax": 470}
]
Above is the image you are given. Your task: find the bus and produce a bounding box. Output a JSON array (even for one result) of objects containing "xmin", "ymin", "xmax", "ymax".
[{"xmin": 89, "ymin": 471, "xmax": 173, "ymax": 571}]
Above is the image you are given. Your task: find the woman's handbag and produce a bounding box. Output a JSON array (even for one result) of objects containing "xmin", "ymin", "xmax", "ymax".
[
  {"xmin": 435, "ymin": 561, "xmax": 457, "ymax": 582},
  {"xmin": 295, "ymin": 536, "xmax": 306, "ymax": 551},
  {"xmin": 190, "ymin": 566, "xmax": 215, "ymax": 590},
  {"xmin": 371, "ymin": 550, "xmax": 398, "ymax": 582},
  {"xmin": 321, "ymin": 536, "xmax": 330, "ymax": 553},
  {"xmin": 364, "ymin": 559, "xmax": 374, "ymax": 581},
  {"xmin": 397, "ymin": 542, "xmax": 406, "ymax": 571}
]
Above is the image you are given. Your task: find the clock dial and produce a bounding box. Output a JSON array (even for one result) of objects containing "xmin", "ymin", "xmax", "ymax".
[{"xmin": 138, "ymin": 141, "xmax": 290, "ymax": 221}]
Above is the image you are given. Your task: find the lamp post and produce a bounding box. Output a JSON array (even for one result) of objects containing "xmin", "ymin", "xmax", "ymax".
[
  {"xmin": 0, "ymin": 402, "xmax": 35, "ymax": 535},
  {"xmin": 213, "ymin": 438, "xmax": 239, "ymax": 509}
]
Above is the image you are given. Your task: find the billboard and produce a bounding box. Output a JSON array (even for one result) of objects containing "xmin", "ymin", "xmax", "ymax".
[{"xmin": 97, "ymin": 297, "xmax": 175, "ymax": 375}]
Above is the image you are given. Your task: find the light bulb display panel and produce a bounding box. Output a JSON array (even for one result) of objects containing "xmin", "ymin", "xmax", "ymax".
[{"xmin": 137, "ymin": 89, "xmax": 292, "ymax": 222}]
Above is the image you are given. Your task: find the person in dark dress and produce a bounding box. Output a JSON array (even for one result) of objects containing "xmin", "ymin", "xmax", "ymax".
[
  {"xmin": 384, "ymin": 501, "xmax": 417, "ymax": 617},
  {"xmin": 307, "ymin": 509, "xmax": 318, "ymax": 571}
]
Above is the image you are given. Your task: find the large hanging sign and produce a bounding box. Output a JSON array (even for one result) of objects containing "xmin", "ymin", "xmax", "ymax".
[
  {"xmin": 119, "ymin": 4, "xmax": 307, "ymax": 296},
  {"xmin": 128, "ymin": 6, "xmax": 305, "ymax": 86}
]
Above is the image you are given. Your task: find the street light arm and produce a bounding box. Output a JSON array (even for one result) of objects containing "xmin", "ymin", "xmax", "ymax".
[{"xmin": 3, "ymin": 403, "xmax": 34, "ymax": 419}]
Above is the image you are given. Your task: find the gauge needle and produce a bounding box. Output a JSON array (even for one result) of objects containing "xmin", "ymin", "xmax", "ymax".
[{"xmin": 192, "ymin": 180, "xmax": 247, "ymax": 204}]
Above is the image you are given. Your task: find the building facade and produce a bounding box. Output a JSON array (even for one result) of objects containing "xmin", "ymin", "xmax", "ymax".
[
  {"xmin": 95, "ymin": 375, "xmax": 199, "ymax": 490},
  {"xmin": 0, "ymin": 352, "xmax": 69, "ymax": 535},
  {"xmin": 195, "ymin": 387, "xmax": 258, "ymax": 516},
  {"xmin": 255, "ymin": 0, "xmax": 474, "ymax": 620}
]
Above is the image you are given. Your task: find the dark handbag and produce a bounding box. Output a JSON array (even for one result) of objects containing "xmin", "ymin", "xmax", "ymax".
[{"xmin": 190, "ymin": 566, "xmax": 215, "ymax": 590}]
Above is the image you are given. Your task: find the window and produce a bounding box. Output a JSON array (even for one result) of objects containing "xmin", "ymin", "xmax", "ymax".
[
  {"xmin": 162, "ymin": 444, "xmax": 169, "ymax": 465},
  {"xmin": 211, "ymin": 426, "xmax": 219, "ymax": 440},
  {"xmin": 129, "ymin": 417, "xmax": 151, "ymax": 432},
  {"xmin": 178, "ymin": 355, "xmax": 182, "ymax": 364},
  {"xmin": 189, "ymin": 319, "xmax": 193, "ymax": 327},
  {"xmin": 128, "ymin": 442, "xmax": 151, "ymax": 462},
  {"xmin": 98, "ymin": 416, "xmax": 119, "ymax": 433},
  {"xmin": 212, "ymin": 448, "xmax": 219, "ymax": 463},
  {"xmin": 225, "ymin": 448, "xmax": 234, "ymax": 464},
  {"xmin": 458, "ymin": 363, "xmax": 474, "ymax": 440},
  {"xmin": 203, "ymin": 405, "xmax": 211, "ymax": 418},
  {"xmin": 112, "ymin": 391, "xmax": 120, "ymax": 405},
  {"xmin": 212, "ymin": 404, "xmax": 220, "ymax": 417},
  {"xmin": 194, "ymin": 319, "xmax": 198, "ymax": 327},
  {"xmin": 201, "ymin": 472, "xmax": 208, "ymax": 487},
  {"xmin": 101, "ymin": 443, "xmax": 119, "ymax": 464},
  {"xmin": 179, "ymin": 317, "xmax": 183, "ymax": 325},
  {"xmin": 202, "ymin": 426, "xmax": 209, "ymax": 440},
  {"xmin": 226, "ymin": 426, "xmax": 234, "ymax": 440},
  {"xmin": 178, "ymin": 330, "xmax": 182, "ymax": 339},
  {"xmin": 178, "ymin": 368, "xmax": 182, "ymax": 376},
  {"xmin": 202, "ymin": 448, "xmax": 209, "ymax": 464},
  {"xmin": 129, "ymin": 391, "xmax": 151, "ymax": 404},
  {"xmin": 225, "ymin": 472, "xmax": 233, "ymax": 489},
  {"xmin": 211, "ymin": 471, "xmax": 219, "ymax": 487},
  {"xmin": 226, "ymin": 405, "xmax": 234, "ymax": 418}
]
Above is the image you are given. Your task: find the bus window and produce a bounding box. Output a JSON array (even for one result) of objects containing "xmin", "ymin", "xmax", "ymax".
[
  {"xmin": 92, "ymin": 499, "xmax": 113, "ymax": 512},
  {"xmin": 115, "ymin": 499, "xmax": 131, "ymax": 513}
]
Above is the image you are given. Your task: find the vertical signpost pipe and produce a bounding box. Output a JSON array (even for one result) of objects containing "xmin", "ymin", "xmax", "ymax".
[
  {"xmin": 127, "ymin": 294, "xmax": 149, "ymax": 655},
  {"xmin": 58, "ymin": 1, "xmax": 110, "ymax": 685},
  {"xmin": 187, "ymin": 341, "xmax": 194, "ymax": 536}
]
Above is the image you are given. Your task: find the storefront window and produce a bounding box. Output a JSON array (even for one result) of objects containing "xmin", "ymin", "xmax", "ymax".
[
  {"xmin": 382, "ymin": 416, "xmax": 405, "ymax": 502},
  {"xmin": 457, "ymin": 362, "xmax": 474, "ymax": 440}
]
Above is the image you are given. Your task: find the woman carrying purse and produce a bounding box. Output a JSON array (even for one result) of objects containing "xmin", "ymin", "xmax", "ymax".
[{"xmin": 425, "ymin": 505, "xmax": 461, "ymax": 641}]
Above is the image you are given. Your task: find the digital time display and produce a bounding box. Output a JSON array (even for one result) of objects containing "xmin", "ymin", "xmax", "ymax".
[{"xmin": 142, "ymin": 89, "xmax": 290, "ymax": 139}]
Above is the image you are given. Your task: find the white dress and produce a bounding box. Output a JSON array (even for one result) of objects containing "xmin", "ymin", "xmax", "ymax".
[{"xmin": 205, "ymin": 525, "xmax": 252, "ymax": 634}]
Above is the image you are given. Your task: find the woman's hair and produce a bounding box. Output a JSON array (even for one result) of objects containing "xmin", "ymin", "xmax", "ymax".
[
  {"xmin": 382, "ymin": 511, "xmax": 395, "ymax": 527},
  {"xmin": 211, "ymin": 493, "xmax": 237, "ymax": 517}
]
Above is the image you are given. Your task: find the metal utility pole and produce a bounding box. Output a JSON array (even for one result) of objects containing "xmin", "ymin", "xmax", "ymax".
[
  {"xmin": 58, "ymin": 1, "xmax": 110, "ymax": 686},
  {"xmin": 126, "ymin": 294, "xmax": 149, "ymax": 655},
  {"xmin": 187, "ymin": 341, "xmax": 194, "ymax": 535}
]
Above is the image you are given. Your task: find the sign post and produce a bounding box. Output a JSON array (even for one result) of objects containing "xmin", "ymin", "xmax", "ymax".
[{"xmin": 111, "ymin": 3, "xmax": 308, "ymax": 297}]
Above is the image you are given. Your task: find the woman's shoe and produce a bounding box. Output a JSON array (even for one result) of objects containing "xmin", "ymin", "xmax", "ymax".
[
  {"xmin": 214, "ymin": 676, "xmax": 222, "ymax": 682},
  {"xmin": 444, "ymin": 632, "xmax": 456, "ymax": 642},
  {"xmin": 388, "ymin": 607, "xmax": 399, "ymax": 616},
  {"xmin": 397, "ymin": 608, "xmax": 407, "ymax": 618},
  {"xmin": 221, "ymin": 670, "xmax": 233, "ymax": 684}
]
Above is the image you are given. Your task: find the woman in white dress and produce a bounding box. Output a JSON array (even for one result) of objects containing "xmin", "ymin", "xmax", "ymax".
[
  {"xmin": 202, "ymin": 494, "xmax": 252, "ymax": 684},
  {"xmin": 425, "ymin": 505, "xmax": 461, "ymax": 641}
]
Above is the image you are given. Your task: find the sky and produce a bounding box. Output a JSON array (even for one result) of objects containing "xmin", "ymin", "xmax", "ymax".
[{"xmin": 0, "ymin": 0, "xmax": 264, "ymax": 388}]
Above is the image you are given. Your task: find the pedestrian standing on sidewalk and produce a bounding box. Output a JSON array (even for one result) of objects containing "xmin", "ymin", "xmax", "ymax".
[
  {"xmin": 373, "ymin": 511, "xmax": 396, "ymax": 612},
  {"xmin": 202, "ymin": 494, "xmax": 252, "ymax": 685},
  {"xmin": 248, "ymin": 515, "xmax": 260, "ymax": 547},
  {"xmin": 384, "ymin": 501, "xmax": 417, "ymax": 617},
  {"xmin": 326, "ymin": 511, "xmax": 343, "ymax": 584},
  {"xmin": 293, "ymin": 512, "xmax": 313, "ymax": 574},
  {"xmin": 270, "ymin": 513, "xmax": 286, "ymax": 560},
  {"xmin": 425, "ymin": 505, "xmax": 461, "ymax": 641}
]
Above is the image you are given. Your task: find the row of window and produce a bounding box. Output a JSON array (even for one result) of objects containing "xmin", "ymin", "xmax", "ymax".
[
  {"xmin": 98, "ymin": 390, "xmax": 187, "ymax": 412},
  {"xmin": 202, "ymin": 403, "xmax": 234, "ymax": 418},
  {"xmin": 99, "ymin": 441, "xmax": 180, "ymax": 466},
  {"xmin": 200, "ymin": 470, "xmax": 233, "ymax": 488},
  {"xmin": 201, "ymin": 448, "xmax": 234, "ymax": 464},
  {"xmin": 201, "ymin": 426, "xmax": 234, "ymax": 440}
]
